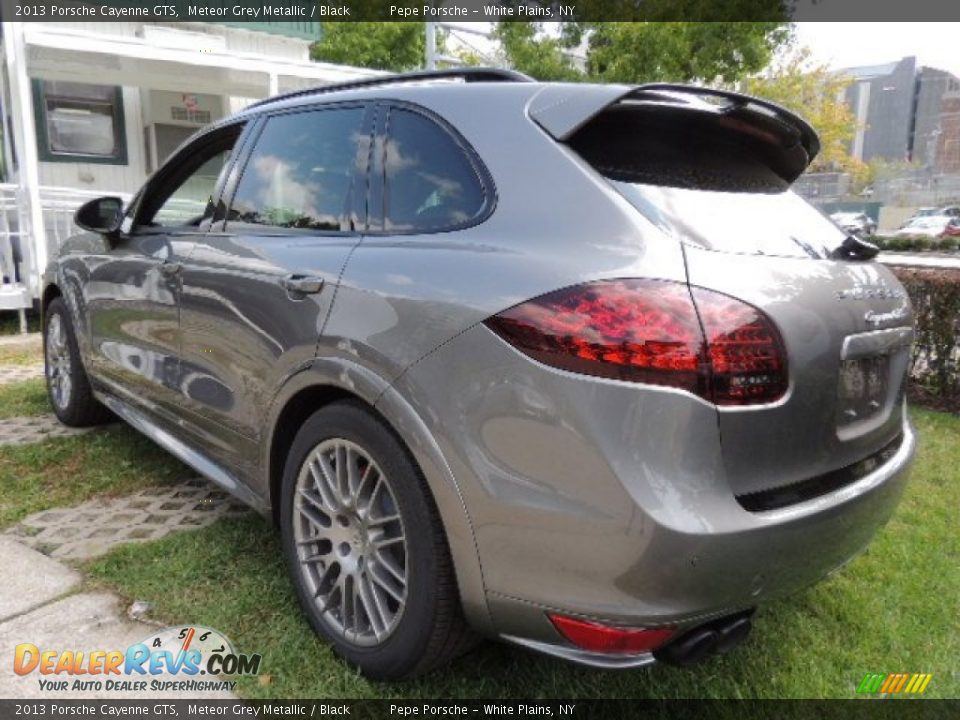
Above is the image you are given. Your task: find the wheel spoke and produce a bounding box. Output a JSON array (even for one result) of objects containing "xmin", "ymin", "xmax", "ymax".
[
  {"xmin": 310, "ymin": 455, "xmax": 341, "ymax": 510},
  {"xmin": 370, "ymin": 569, "xmax": 404, "ymax": 604},
  {"xmin": 373, "ymin": 534, "xmax": 404, "ymax": 550},
  {"xmin": 368, "ymin": 513, "xmax": 400, "ymax": 528},
  {"xmin": 358, "ymin": 575, "xmax": 386, "ymax": 638},
  {"xmin": 297, "ymin": 502, "xmax": 331, "ymax": 534},
  {"xmin": 298, "ymin": 487, "xmax": 331, "ymax": 521}
]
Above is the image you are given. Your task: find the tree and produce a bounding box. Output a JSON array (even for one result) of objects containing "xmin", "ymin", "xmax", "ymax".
[
  {"xmin": 310, "ymin": 23, "xmax": 429, "ymax": 72},
  {"xmin": 744, "ymin": 47, "xmax": 863, "ymax": 177},
  {"xmin": 491, "ymin": 23, "xmax": 581, "ymax": 82},
  {"xmin": 493, "ymin": 21, "xmax": 791, "ymax": 86}
]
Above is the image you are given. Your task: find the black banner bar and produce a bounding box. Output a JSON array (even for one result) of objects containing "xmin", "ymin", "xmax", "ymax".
[{"xmin": 0, "ymin": 0, "xmax": 959, "ymax": 22}]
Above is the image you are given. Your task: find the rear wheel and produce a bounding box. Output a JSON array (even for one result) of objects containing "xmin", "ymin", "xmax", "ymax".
[
  {"xmin": 280, "ymin": 401, "xmax": 474, "ymax": 679},
  {"xmin": 43, "ymin": 297, "xmax": 111, "ymax": 427}
]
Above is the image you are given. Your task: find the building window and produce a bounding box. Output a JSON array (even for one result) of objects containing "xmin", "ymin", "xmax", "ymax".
[{"xmin": 33, "ymin": 80, "xmax": 127, "ymax": 164}]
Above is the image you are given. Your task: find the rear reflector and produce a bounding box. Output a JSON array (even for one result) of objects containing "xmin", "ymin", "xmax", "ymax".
[
  {"xmin": 549, "ymin": 614, "xmax": 675, "ymax": 654},
  {"xmin": 484, "ymin": 279, "xmax": 787, "ymax": 406}
]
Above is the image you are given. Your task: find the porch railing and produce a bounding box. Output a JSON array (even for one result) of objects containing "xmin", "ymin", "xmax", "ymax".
[
  {"xmin": 0, "ymin": 183, "xmax": 29, "ymax": 320},
  {"xmin": 0, "ymin": 184, "xmax": 133, "ymax": 325}
]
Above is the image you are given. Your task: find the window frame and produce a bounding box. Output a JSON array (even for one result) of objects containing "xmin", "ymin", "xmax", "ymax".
[
  {"xmin": 32, "ymin": 79, "xmax": 128, "ymax": 165},
  {"xmin": 127, "ymin": 120, "xmax": 249, "ymax": 234},
  {"xmin": 371, "ymin": 100, "xmax": 497, "ymax": 237},
  {"xmin": 219, "ymin": 101, "xmax": 374, "ymax": 238}
]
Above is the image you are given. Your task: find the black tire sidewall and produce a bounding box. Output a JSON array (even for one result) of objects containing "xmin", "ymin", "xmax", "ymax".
[{"xmin": 280, "ymin": 401, "xmax": 442, "ymax": 679}]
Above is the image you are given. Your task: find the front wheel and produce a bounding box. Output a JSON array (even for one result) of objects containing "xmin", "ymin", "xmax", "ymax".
[
  {"xmin": 280, "ymin": 401, "xmax": 475, "ymax": 679},
  {"xmin": 43, "ymin": 297, "xmax": 111, "ymax": 427}
]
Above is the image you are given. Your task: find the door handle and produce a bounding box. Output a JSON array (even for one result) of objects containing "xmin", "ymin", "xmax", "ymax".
[
  {"xmin": 282, "ymin": 275, "xmax": 324, "ymax": 297},
  {"xmin": 159, "ymin": 261, "xmax": 182, "ymax": 277}
]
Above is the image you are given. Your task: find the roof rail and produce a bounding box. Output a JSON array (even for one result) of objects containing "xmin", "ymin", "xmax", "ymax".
[{"xmin": 248, "ymin": 67, "xmax": 535, "ymax": 109}]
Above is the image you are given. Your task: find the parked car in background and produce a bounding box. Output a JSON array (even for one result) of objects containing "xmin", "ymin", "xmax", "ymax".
[
  {"xmin": 894, "ymin": 215, "xmax": 960, "ymax": 239},
  {"xmin": 830, "ymin": 212, "xmax": 877, "ymax": 237},
  {"xmin": 41, "ymin": 70, "xmax": 916, "ymax": 679}
]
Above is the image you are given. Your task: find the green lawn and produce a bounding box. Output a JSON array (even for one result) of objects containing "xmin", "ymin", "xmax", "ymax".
[
  {"xmin": 85, "ymin": 409, "xmax": 959, "ymax": 699},
  {"xmin": 0, "ymin": 343, "xmax": 42, "ymax": 366},
  {"xmin": 0, "ymin": 378, "xmax": 50, "ymax": 418},
  {"xmin": 0, "ymin": 386, "xmax": 194, "ymax": 526}
]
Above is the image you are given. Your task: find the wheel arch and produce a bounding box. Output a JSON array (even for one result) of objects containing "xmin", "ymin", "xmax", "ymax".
[{"xmin": 263, "ymin": 359, "xmax": 494, "ymax": 636}]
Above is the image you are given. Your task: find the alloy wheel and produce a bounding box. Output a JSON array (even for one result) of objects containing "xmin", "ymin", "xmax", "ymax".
[
  {"xmin": 46, "ymin": 314, "xmax": 73, "ymax": 411},
  {"xmin": 293, "ymin": 438, "xmax": 408, "ymax": 647}
]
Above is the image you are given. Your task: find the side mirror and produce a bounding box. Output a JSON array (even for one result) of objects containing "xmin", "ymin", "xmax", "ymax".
[{"xmin": 74, "ymin": 196, "xmax": 124, "ymax": 235}]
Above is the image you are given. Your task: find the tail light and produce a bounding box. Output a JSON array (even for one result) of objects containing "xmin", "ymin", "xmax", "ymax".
[
  {"xmin": 483, "ymin": 279, "xmax": 787, "ymax": 406},
  {"xmin": 549, "ymin": 614, "xmax": 675, "ymax": 654}
]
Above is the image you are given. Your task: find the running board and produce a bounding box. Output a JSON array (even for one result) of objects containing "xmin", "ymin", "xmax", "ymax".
[{"xmin": 98, "ymin": 392, "xmax": 269, "ymax": 514}]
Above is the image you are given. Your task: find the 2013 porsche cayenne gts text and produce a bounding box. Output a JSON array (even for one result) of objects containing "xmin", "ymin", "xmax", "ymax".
[{"xmin": 42, "ymin": 69, "xmax": 916, "ymax": 679}]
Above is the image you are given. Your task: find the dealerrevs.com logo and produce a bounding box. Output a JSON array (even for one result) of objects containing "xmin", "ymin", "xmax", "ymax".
[{"xmin": 13, "ymin": 626, "xmax": 261, "ymax": 693}]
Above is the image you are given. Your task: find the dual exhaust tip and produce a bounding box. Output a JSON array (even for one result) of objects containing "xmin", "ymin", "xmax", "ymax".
[{"xmin": 653, "ymin": 609, "xmax": 755, "ymax": 667}]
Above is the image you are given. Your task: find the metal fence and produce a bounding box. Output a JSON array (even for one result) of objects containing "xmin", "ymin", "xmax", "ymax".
[{"xmin": 0, "ymin": 184, "xmax": 133, "ymax": 329}]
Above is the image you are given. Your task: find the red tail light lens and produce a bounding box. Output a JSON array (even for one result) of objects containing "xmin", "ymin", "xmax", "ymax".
[
  {"xmin": 549, "ymin": 614, "xmax": 675, "ymax": 654},
  {"xmin": 692, "ymin": 287, "xmax": 788, "ymax": 405},
  {"xmin": 484, "ymin": 279, "xmax": 787, "ymax": 406}
]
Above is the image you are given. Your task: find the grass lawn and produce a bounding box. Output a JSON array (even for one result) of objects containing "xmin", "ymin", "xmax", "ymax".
[
  {"xmin": 85, "ymin": 408, "xmax": 959, "ymax": 699},
  {"xmin": 0, "ymin": 378, "xmax": 51, "ymax": 418},
  {"xmin": 0, "ymin": 379, "xmax": 194, "ymax": 527},
  {"xmin": 0, "ymin": 343, "xmax": 42, "ymax": 366}
]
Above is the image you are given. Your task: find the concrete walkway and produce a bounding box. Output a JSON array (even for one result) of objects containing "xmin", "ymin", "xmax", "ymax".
[
  {"xmin": 0, "ymin": 363, "xmax": 44, "ymax": 385},
  {"xmin": 6, "ymin": 478, "xmax": 250, "ymax": 560},
  {"xmin": 0, "ymin": 414, "xmax": 94, "ymax": 446},
  {"xmin": 0, "ymin": 539, "xmax": 237, "ymax": 699},
  {"xmin": 0, "ymin": 331, "xmax": 41, "ymax": 348}
]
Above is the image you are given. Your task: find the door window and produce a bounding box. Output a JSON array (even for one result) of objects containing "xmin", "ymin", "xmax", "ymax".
[
  {"xmin": 228, "ymin": 107, "xmax": 366, "ymax": 231},
  {"xmin": 384, "ymin": 109, "xmax": 485, "ymax": 232},
  {"xmin": 137, "ymin": 126, "xmax": 243, "ymax": 229}
]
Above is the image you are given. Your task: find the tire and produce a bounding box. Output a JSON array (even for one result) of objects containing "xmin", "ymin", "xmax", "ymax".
[
  {"xmin": 43, "ymin": 297, "xmax": 112, "ymax": 427},
  {"xmin": 280, "ymin": 400, "xmax": 475, "ymax": 679}
]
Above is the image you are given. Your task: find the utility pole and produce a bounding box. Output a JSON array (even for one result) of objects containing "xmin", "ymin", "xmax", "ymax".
[{"xmin": 425, "ymin": 22, "xmax": 437, "ymax": 70}]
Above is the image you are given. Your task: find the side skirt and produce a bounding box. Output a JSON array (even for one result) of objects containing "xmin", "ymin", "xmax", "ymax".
[{"xmin": 96, "ymin": 391, "xmax": 270, "ymax": 515}]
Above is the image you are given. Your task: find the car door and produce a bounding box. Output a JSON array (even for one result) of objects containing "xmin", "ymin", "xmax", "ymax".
[
  {"xmin": 84, "ymin": 123, "xmax": 247, "ymax": 417},
  {"xmin": 176, "ymin": 103, "xmax": 372, "ymax": 478}
]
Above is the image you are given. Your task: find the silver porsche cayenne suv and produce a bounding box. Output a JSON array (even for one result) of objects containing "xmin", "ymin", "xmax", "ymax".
[{"xmin": 42, "ymin": 69, "xmax": 916, "ymax": 679}]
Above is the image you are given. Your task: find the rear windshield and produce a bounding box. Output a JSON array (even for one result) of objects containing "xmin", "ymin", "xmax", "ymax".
[
  {"xmin": 610, "ymin": 182, "xmax": 846, "ymax": 259},
  {"xmin": 569, "ymin": 104, "xmax": 846, "ymax": 259}
]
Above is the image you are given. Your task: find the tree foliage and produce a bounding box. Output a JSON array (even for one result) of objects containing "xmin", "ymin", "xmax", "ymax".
[
  {"xmin": 493, "ymin": 21, "xmax": 791, "ymax": 85},
  {"xmin": 310, "ymin": 23, "xmax": 428, "ymax": 72},
  {"xmin": 744, "ymin": 47, "xmax": 862, "ymax": 176}
]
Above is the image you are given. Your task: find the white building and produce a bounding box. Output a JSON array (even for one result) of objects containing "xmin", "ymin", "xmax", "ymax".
[{"xmin": 0, "ymin": 21, "xmax": 375, "ymax": 330}]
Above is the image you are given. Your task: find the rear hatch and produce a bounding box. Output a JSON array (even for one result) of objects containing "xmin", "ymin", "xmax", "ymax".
[{"xmin": 542, "ymin": 84, "xmax": 912, "ymax": 507}]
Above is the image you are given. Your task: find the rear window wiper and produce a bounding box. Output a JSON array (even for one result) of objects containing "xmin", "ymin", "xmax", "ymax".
[{"xmin": 831, "ymin": 234, "xmax": 879, "ymax": 261}]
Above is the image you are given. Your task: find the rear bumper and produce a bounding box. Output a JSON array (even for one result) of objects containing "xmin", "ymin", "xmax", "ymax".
[
  {"xmin": 397, "ymin": 322, "xmax": 917, "ymax": 664},
  {"xmin": 487, "ymin": 411, "xmax": 916, "ymax": 659}
]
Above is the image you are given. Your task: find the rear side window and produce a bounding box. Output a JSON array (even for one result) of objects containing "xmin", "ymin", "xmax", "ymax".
[
  {"xmin": 385, "ymin": 109, "xmax": 485, "ymax": 232},
  {"xmin": 229, "ymin": 107, "xmax": 365, "ymax": 231}
]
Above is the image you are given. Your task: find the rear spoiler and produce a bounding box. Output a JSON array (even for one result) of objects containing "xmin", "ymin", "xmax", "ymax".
[{"xmin": 528, "ymin": 83, "xmax": 820, "ymax": 184}]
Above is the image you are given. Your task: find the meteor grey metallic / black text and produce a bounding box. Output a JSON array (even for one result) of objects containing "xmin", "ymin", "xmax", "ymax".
[{"xmin": 42, "ymin": 68, "xmax": 916, "ymax": 679}]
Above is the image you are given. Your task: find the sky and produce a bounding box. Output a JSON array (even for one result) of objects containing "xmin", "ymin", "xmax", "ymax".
[{"xmin": 795, "ymin": 23, "xmax": 960, "ymax": 76}]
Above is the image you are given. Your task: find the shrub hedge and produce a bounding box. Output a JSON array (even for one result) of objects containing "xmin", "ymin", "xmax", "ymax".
[
  {"xmin": 873, "ymin": 235, "xmax": 960, "ymax": 252},
  {"xmin": 888, "ymin": 265, "xmax": 960, "ymax": 408}
]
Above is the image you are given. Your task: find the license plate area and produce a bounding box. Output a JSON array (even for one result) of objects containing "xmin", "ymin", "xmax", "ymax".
[{"xmin": 838, "ymin": 356, "xmax": 888, "ymax": 426}]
